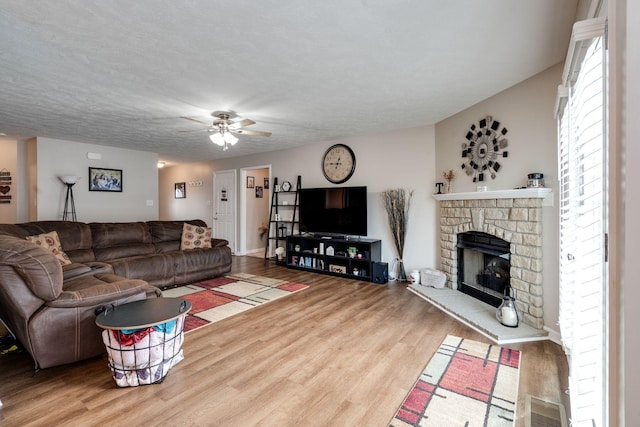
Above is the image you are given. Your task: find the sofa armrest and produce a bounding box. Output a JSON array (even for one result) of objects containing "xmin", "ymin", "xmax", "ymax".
[
  {"xmin": 62, "ymin": 262, "xmax": 113, "ymax": 281},
  {"xmin": 49, "ymin": 274, "xmax": 160, "ymax": 308},
  {"xmin": 0, "ymin": 234, "xmax": 63, "ymax": 301},
  {"xmin": 211, "ymin": 238, "xmax": 229, "ymax": 247}
]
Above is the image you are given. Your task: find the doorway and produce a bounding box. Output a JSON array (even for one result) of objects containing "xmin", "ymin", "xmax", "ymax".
[{"xmin": 240, "ymin": 165, "xmax": 271, "ymax": 257}]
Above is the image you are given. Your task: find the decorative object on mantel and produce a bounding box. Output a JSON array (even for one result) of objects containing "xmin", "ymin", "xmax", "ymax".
[
  {"xmin": 527, "ymin": 172, "xmax": 545, "ymax": 188},
  {"xmin": 0, "ymin": 168, "xmax": 12, "ymax": 204},
  {"xmin": 435, "ymin": 182, "xmax": 444, "ymax": 194},
  {"xmin": 442, "ymin": 169, "xmax": 455, "ymax": 193},
  {"xmin": 381, "ymin": 188, "xmax": 413, "ymax": 281},
  {"xmin": 461, "ymin": 115, "xmax": 509, "ymax": 183}
]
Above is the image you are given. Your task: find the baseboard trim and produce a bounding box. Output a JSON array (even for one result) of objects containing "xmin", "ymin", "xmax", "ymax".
[{"xmin": 544, "ymin": 326, "xmax": 562, "ymax": 345}]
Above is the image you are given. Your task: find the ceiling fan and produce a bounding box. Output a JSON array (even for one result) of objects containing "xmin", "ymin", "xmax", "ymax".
[{"xmin": 181, "ymin": 112, "xmax": 272, "ymax": 151}]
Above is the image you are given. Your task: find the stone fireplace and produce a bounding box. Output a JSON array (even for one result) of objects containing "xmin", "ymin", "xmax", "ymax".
[{"xmin": 434, "ymin": 189, "xmax": 551, "ymax": 329}]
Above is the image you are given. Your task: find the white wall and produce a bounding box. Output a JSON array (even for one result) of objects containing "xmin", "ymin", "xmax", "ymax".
[
  {"xmin": 35, "ymin": 137, "xmax": 159, "ymax": 221},
  {"xmin": 200, "ymin": 125, "xmax": 439, "ymax": 273},
  {"xmin": 158, "ymin": 161, "xmax": 214, "ymax": 223},
  {"xmin": 434, "ymin": 63, "xmax": 562, "ymax": 336}
]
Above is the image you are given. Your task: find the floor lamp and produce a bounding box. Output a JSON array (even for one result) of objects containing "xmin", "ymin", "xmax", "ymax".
[{"xmin": 59, "ymin": 176, "xmax": 80, "ymax": 221}]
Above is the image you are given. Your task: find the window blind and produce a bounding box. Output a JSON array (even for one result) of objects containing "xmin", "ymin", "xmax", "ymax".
[{"xmin": 556, "ymin": 17, "xmax": 607, "ymax": 427}]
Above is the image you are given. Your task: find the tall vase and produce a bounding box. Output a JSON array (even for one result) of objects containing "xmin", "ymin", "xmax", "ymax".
[
  {"xmin": 396, "ymin": 259, "xmax": 407, "ymax": 282},
  {"xmin": 389, "ymin": 258, "xmax": 398, "ymax": 281}
]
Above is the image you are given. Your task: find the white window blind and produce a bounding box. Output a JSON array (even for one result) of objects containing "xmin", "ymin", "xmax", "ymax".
[{"xmin": 556, "ymin": 17, "xmax": 607, "ymax": 427}]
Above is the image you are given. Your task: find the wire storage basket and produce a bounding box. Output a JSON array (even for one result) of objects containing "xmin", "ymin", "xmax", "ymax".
[{"xmin": 101, "ymin": 314, "xmax": 186, "ymax": 387}]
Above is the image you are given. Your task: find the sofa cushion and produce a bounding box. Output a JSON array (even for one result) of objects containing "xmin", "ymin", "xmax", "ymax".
[
  {"xmin": 25, "ymin": 231, "xmax": 72, "ymax": 266},
  {"xmin": 18, "ymin": 221, "xmax": 93, "ymax": 252},
  {"xmin": 90, "ymin": 222, "xmax": 153, "ymax": 247},
  {"xmin": 108, "ymin": 253, "xmax": 176, "ymax": 287},
  {"xmin": 90, "ymin": 222, "xmax": 155, "ymax": 261},
  {"xmin": 147, "ymin": 219, "xmax": 207, "ymax": 243},
  {"xmin": 0, "ymin": 223, "xmax": 29, "ymax": 238},
  {"xmin": 62, "ymin": 263, "xmax": 93, "ymax": 281},
  {"xmin": 49, "ymin": 274, "xmax": 159, "ymax": 308},
  {"xmin": 180, "ymin": 223, "xmax": 212, "ymax": 250}
]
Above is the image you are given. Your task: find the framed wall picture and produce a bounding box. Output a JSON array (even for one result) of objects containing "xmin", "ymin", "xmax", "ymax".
[
  {"xmin": 264, "ymin": 177, "xmax": 269, "ymax": 189},
  {"xmin": 88, "ymin": 167, "xmax": 123, "ymax": 192},
  {"xmin": 174, "ymin": 182, "xmax": 186, "ymax": 199},
  {"xmin": 255, "ymin": 186, "xmax": 263, "ymax": 198},
  {"xmin": 247, "ymin": 176, "xmax": 255, "ymax": 188}
]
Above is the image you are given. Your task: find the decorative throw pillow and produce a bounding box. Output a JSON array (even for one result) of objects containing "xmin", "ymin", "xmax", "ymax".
[
  {"xmin": 180, "ymin": 223, "xmax": 212, "ymax": 250},
  {"xmin": 25, "ymin": 230, "xmax": 72, "ymax": 266}
]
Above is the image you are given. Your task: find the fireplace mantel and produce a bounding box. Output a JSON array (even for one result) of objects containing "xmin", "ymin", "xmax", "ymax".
[{"xmin": 433, "ymin": 188, "xmax": 553, "ymax": 206}]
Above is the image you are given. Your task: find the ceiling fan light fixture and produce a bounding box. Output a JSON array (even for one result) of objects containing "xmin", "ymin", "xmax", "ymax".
[
  {"xmin": 209, "ymin": 132, "xmax": 225, "ymax": 146},
  {"xmin": 224, "ymin": 132, "xmax": 238, "ymax": 145}
]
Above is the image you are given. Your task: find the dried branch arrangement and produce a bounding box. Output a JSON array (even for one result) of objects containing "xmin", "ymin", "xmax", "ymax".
[
  {"xmin": 443, "ymin": 170, "xmax": 455, "ymax": 182},
  {"xmin": 381, "ymin": 188, "xmax": 414, "ymax": 280}
]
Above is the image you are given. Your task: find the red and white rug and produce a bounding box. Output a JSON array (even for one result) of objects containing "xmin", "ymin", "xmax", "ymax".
[
  {"xmin": 390, "ymin": 335, "xmax": 521, "ymax": 427},
  {"xmin": 162, "ymin": 273, "xmax": 308, "ymax": 333}
]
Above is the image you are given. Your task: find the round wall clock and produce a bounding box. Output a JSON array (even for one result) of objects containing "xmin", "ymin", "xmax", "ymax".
[
  {"xmin": 322, "ymin": 144, "xmax": 356, "ymax": 184},
  {"xmin": 461, "ymin": 115, "xmax": 509, "ymax": 182}
]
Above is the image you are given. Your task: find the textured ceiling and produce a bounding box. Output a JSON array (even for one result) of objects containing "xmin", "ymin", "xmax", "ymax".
[{"xmin": 0, "ymin": 1, "xmax": 578, "ymax": 163}]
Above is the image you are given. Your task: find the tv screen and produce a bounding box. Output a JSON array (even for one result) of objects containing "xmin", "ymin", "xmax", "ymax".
[{"xmin": 299, "ymin": 186, "xmax": 367, "ymax": 237}]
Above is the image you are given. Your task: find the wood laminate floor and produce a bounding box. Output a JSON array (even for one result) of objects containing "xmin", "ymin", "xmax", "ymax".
[{"xmin": 0, "ymin": 256, "xmax": 569, "ymax": 426}]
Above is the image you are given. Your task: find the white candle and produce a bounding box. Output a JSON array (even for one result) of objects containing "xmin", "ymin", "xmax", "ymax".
[{"xmin": 501, "ymin": 306, "xmax": 517, "ymax": 326}]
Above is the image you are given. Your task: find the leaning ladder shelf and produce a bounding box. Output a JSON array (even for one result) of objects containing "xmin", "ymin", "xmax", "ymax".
[{"xmin": 264, "ymin": 175, "xmax": 301, "ymax": 265}]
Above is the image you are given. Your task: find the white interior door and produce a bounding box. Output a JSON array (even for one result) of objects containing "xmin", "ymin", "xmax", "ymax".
[{"xmin": 213, "ymin": 170, "xmax": 237, "ymax": 253}]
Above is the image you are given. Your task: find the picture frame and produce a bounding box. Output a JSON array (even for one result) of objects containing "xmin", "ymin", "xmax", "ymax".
[
  {"xmin": 255, "ymin": 186, "xmax": 263, "ymax": 198},
  {"xmin": 174, "ymin": 182, "xmax": 186, "ymax": 199},
  {"xmin": 247, "ymin": 176, "xmax": 255, "ymax": 188},
  {"xmin": 88, "ymin": 167, "xmax": 122, "ymax": 192},
  {"xmin": 264, "ymin": 177, "xmax": 269, "ymax": 189}
]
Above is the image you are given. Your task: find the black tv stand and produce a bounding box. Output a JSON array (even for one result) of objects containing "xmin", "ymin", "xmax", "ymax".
[
  {"xmin": 311, "ymin": 233, "xmax": 364, "ymax": 241},
  {"xmin": 286, "ymin": 235, "xmax": 381, "ymax": 282}
]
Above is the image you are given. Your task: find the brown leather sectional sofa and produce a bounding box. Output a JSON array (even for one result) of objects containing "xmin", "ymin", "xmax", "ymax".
[{"xmin": 0, "ymin": 219, "xmax": 232, "ymax": 369}]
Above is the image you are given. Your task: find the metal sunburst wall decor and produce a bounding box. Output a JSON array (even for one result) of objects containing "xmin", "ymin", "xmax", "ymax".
[{"xmin": 460, "ymin": 116, "xmax": 509, "ymax": 182}]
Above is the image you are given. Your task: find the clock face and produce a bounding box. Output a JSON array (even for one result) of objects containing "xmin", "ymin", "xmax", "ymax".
[{"xmin": 322, "ymin": 144, "xmax": 356, "ymax": 184}]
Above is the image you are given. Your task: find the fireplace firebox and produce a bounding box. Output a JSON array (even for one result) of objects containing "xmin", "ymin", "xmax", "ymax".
[{"xmin": 457, "ymin": 231, "xmax": 510, "ymax": 307}]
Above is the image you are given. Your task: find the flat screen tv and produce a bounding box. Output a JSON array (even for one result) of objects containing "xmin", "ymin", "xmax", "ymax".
[{"xmin": 298, "ymin": 186, "xmax": 367, "ymax": 237}]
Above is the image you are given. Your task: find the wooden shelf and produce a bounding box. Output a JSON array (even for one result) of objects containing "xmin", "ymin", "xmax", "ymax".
[
  {"xmin": 285, "ymin": 235, "xmax": 381, "ymax": 282},
  {"xmin": 264, "ymin": 176, "xmax": 301, "ymax": 265}
]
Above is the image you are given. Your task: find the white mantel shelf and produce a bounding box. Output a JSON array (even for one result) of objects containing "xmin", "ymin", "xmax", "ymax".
[{"xmin": 433, "ymin": 187, "xmax": 553, "ymax": 204}]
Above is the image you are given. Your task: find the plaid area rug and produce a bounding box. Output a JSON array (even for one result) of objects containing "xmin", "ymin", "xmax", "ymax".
[
  {"xmin": 162, "ymin": 273, "xmax": 308, "ymax": 333},
  {"xmin": 390, "ymin": 335, "xmax": 521, "ymax": 427}
]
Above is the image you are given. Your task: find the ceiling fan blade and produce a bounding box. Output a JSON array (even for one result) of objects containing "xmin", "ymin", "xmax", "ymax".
[
  {"xmin": 178, "ymin": 128, "xmax": 213, "ymax": 133},
  {"xmin": 229, "ymin": 118, "xmax": 256, "ymax": 129},
  {"xmin": 235, "ymin": 129, "xmax": 272, "ymax": 137},
  {"xmin": 180, "ymin": 116, "xmax": 211, "ymax": 125}
]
